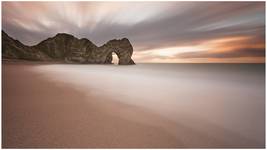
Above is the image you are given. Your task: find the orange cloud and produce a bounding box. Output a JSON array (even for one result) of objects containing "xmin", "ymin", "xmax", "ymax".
[{"xmin": 133, "ymin": 35, "xmax": 265, "ymax": 63}]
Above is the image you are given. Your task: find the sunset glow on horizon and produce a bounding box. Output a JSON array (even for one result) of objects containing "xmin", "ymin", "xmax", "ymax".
[
  {"xmin": 2, "ymin": 1, "xmax": 265, "ymax": 63},
  {"xmin": 134, "ymin": 35, "xmax": 265, "ymax": 63}
]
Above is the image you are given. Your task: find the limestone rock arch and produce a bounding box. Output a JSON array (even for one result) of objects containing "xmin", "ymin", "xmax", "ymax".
[
  {"xmin": 2, "ymin": 31, "xmax": 136, "ymax": 65},
  {"xmin": 95, "ymin": 38, "xmax": 135, "ymax": 65}
]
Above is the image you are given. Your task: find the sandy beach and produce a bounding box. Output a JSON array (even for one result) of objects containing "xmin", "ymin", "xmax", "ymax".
[{"xmin": 2, "ymin": 62, "xmax": 265, "ymax": 148}]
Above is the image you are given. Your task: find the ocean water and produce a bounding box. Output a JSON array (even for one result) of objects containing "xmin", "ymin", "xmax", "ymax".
[{"xmin": 33, "ymin": 63, "xmax": 265, "ymax": 146}]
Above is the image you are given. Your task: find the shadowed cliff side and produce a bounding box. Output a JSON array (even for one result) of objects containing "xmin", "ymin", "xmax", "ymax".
[
  {"xmin": 2, "ymin": 31, "xmax": 135, "ymax": 65},
  {"xmin": 2, "ymin": 31, "xmax": 51, "ymax": 61}
]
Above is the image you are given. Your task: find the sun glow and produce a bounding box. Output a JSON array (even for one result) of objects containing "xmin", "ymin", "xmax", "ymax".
[
  {"xmin": 139, "ymin": 45, "xmax": 209, "ymax": 57},
  {"xmin": 133, "ymin": 35, "xmax": 264, "ymax": 63}
]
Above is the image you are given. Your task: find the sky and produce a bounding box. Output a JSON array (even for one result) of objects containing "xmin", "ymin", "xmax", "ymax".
[{"xmin": 2, "ymin": 1, "xmax": 265, "ymax": 63}]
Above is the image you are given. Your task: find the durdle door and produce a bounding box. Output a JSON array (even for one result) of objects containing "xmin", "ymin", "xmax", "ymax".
[{"xmin": 2, "ymin": 31, "xmax": 135, "ymax": 65}]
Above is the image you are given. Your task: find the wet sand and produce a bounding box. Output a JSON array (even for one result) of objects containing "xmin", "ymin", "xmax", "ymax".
[{"xmin": 2, "ymin": 62, "xmax": 265, "ymax": 148}]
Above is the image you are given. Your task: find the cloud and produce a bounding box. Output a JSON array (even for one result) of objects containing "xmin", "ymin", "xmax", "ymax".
[
  {"xmin": 177, "ymin": 48, "xmax": 265, "ymax": 59},
  {"xmin": 2, "ymin": 1, "xmax": 265, "ymax": 63}
]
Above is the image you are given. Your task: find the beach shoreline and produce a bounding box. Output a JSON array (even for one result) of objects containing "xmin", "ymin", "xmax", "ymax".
[
  {"xmin": 2, "ymin": 62, "xmax": 265, "ymax": 148},
  {"xmin": 3, "ymin": 62, "xmax": 185, "ymax": 148}
]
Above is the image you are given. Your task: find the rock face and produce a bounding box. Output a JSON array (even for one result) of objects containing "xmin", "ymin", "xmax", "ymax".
[
  {"xmin": 2, "ymin": 31, "xmax": 135, "ymax": 65},
  {"xmin": 2, "ymin": 31, "xmax": 50, "ymax": 60},
  {"xmin": 96, "ymin": 38, "xmax": 135, "ymax": 65}
]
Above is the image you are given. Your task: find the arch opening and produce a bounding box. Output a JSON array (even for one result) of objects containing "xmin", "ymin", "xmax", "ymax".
[{"xmin": 111, "ymin": 52, "xmax": 119, "ymax": 65}]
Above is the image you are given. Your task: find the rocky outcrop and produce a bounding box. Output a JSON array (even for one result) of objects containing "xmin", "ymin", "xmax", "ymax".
[
  {"xmin": 32, "ymin": 33, "xmax": 98, "ymax": 63},
  {"xmin": 2, "ymin": 31, "xmax": 50, "ymax": 60},
  {"xmin": 97, "ymin": 38, "xmax": 135, "ymax": 65},
  {"xmin": 2, "ymin": 31, "xmax": 135, "ymax": 65}
]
